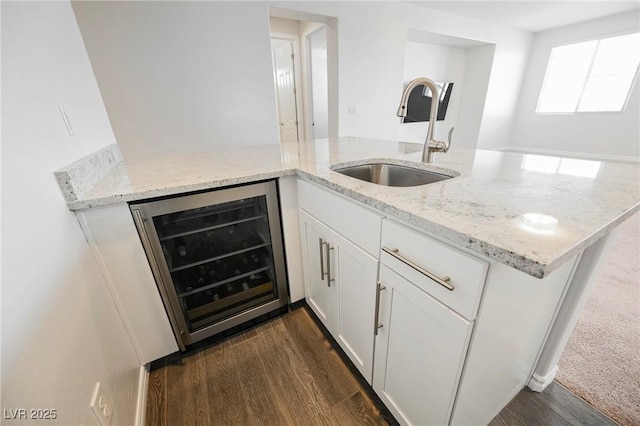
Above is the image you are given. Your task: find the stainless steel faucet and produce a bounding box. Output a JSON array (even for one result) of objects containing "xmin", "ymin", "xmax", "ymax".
[{"xmin": 397, "ymin": 77, "xmax": 453, "ymax": 163}]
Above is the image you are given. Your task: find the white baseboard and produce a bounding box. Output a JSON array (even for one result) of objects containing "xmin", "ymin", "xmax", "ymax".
[
  {"xmin": 135, "ymin": 364, "xmax": 150, "ymax": 426},
  {"xmin": 492, "ymin": 146, "xmax": 640, "ymax": 163},
  {"xmin": 528, "ymin": 365, "xmax": 558, "ymax": 392}
]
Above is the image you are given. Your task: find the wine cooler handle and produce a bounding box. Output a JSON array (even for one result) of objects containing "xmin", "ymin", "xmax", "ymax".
[
  {"xmin": 325, "ymin": 242, "xmax": 334, "ymax": 287},
  {"xmin": 319, "ymin": 238, "xmax": 327, "ymax": 281},
  {"xmin": 132, "ymin": 209, "xmax": 186, "ymax": 352}
]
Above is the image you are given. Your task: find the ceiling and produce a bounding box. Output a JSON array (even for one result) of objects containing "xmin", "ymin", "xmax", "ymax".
[{"xmin": 412, "ymin": 1, "xmax": 640, "ymax": 33}]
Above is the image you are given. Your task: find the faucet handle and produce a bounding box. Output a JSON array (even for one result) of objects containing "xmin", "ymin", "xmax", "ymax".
[{"xmin": 444, "ymin": 127, "xmax": 454, "ymax": 152}]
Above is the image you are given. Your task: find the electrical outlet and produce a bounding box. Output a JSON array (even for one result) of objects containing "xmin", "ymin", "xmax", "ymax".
[{"xmin": 90, "ymin": 382, "xmax": 113, "ymax": 426}]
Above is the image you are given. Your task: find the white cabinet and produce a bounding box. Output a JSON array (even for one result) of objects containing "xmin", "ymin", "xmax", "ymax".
[
  {"xmin": 77, "ymin": 205, "xmax": 179, "ymax": 364},
  {"xmin": 299, "ymin": 210, "xmax": 378, "ymax": 383},
  {"xmin": 300, "ymin": 211, "xmax": 334, "ymax": 328},
  {"xmin": 374, "ymin": 265, "xmax": 472, "ymax": 426},
  {"xmin": 373, "ymin": 218, "xmax": 487, "ymax": 426},
  {"xmin": 297, "ymin": 179, "xmax": 381, "ymax": 257},
  {"xmin": 332, "ymin": 229, "xmax": 379, "ymax": 382},
  {"xmin": 296, "ymin": 180, "xmax": 579, "ymax": 425},
  {"xmin": 380, "ymin": 219, "xmax": 488, "ymax": 321}
]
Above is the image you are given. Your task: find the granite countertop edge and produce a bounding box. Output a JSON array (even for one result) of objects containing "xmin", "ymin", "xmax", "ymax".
[
  {"xmin": 295, "ymin": 171, "xmax": 639, "ymax": 278},
  {"xmin": 67, "ymin": 163, "xmax": 638, "ymax": 279},
  {"xmin": 61, "ymin": 141, "xmax": 639, "ymax": 279},
  {"xmin": 67, "ymin": 169, "xmax": 297, "ymax": 210}
]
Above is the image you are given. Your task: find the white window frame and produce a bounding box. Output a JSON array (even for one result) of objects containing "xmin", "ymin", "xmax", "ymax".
[{"xmin": 536, "ymin": 30, "xmax": 640, "ymax": 115}]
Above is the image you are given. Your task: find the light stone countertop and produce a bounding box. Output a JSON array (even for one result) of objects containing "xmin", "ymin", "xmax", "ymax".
[{"xmin": 58, "ymin": 137, "xmax": 640, "ymax": 278}]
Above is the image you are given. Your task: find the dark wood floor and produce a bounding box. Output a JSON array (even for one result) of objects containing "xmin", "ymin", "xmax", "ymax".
[
  {"xmin": 147, "ymin": 306, "xmax": 618, "ymax": 425},
  {"xmin": 489, "ymin": 381, "xmax": 618, "ymax": 426},
  {"xmin": 146, "ymin": 307, "xmax": 391, "ymax": 425}
]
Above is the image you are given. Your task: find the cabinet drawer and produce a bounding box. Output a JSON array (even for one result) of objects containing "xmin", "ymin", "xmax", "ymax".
[
  {"xmin": 298, "ymin": 179, "xmax": 382, "ymax": 257},
  {"xmin": 380, "ymin": 219, "xmax": 488, "ymax": 320}
]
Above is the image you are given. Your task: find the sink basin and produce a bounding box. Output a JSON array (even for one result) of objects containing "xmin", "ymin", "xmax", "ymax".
[{"xmin": 333, "ymin": 163, "xmax": 453, "ymax": 187}]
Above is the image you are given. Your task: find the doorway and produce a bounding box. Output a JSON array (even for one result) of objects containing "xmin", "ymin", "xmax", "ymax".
[
  {"xmin": 271, "ymin": 36, "xmax": 301, "ymax": 143},
  {"xmin": 306, "ymin": 25, "xmax": 329, "ymax": 140},
  {"xmin": 269, "ymin": 12, "xmax": 335, "ymax": 143}
]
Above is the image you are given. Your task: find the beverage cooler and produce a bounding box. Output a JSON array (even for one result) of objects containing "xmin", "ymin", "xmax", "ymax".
[{"xmin": 130, "ymin": 180, "xmax": 288, "ymax": 350}]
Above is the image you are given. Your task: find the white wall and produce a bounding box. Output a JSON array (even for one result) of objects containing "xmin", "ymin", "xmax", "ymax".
[
  {"xmin": 509, "ymin": 11, "xmax": 640, "ymax": 160},
  {"xmin": 398, "ymin": 41, "xmax": 467, "ymax": 145},
  {"xmin": 476, "ymin": 31, "xmax": 532, "ymax": 150},
  {"xmin": 71, "ymin": 1, "xmax": 531, "ymax": 155},
  {"xmin": 72, "ymin": 1, "xmax": 280, "ymax": 160},
  {"xmin": 329, "ymin": 2, "xmax": 408, "ymax": 141},
  {"xmin": 402, "ymin": 3, "xmax": 532, "ymax": 150},
  {"xmin": 1, "ymin": 2, "xmax": 141, "ymax": 424},
  {"xmin": 272, "ymin": 1, "xmax": 531, "ymax": 149},
  {"xmin": 456, "ymin": 44, "xmax": 496, "ymax": 149},
  {"xmin": 401, "ymin": 4, "xmax": 532, "ymax": 150},
  {"xmin": 309, "ymin": 26, "xmax": 329, "ymax": 139}
]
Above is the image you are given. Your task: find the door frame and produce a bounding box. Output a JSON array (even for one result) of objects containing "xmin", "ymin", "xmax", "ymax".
[
  {"xmin": 302, "ymin": 24, "xmax": 325, "ymax": 142},
  {"xmin": 271, "ymin": 33, "xmax": 304, "ymax": 142}
]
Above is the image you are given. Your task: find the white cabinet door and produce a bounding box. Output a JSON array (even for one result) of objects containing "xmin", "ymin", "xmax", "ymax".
[
  {"xmin": 79, "ymin": 205, "xmax": 179, "ymax": 364},
  {"xmin": 333, "ymin": 231, "xmax": 378, "ymax": 383},
  {"xmin": 299, "ymin": 210, "xmax": 336, "ymax": 330},
  {"xmin": 374, "ymin": 265, "xmax": 472, "ymax": 426},
  {"xmin": 299, "ymin": 209, "xmax": 378, "ymax": 384}
]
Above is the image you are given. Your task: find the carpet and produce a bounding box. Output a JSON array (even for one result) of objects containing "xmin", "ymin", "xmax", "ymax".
[{"xmin": 556, "ymin": 211, "xmax": 640, "ymax": 426}]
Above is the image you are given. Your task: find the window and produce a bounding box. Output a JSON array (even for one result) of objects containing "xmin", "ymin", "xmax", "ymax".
[{"xmin": 537, "ymin": 32, "xmax": 640, "ymax": 113}]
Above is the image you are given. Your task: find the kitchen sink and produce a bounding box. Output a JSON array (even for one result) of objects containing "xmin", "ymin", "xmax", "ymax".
[{"xmin": 333, "ymin": 162, "xmax": 453, "ymax": 187}]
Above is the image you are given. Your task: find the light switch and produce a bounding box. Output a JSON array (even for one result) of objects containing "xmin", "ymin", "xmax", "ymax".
[{"xmin": 58, "ymin": 105, "xmax": 75, "ymax": 136}]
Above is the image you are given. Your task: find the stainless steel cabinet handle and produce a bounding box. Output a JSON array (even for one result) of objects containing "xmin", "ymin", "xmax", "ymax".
[
  {"xmin": 325, "ymin": 242, "xmax": 335, "ymax": 287},
  {"xmin": 319, "ymin": 238, "xmax": 326, "ymax": 281},
  {"xmin": 374, "ymin": 281, "xmax": 386, "ymax": 336},
  {"xmin": 382, "ymin": 246, "xmax": 455, "ymax": 291}
]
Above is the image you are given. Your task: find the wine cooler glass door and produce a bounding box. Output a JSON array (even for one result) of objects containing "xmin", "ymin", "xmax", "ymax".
[{"xmin": 131, "ymin": 181, "xmax": 288, "ymax": 347}]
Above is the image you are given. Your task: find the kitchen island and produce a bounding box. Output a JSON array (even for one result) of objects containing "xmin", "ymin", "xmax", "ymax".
[{"xmin": 56, "ymin": 137, "xmax": 639, "ymax": 425}]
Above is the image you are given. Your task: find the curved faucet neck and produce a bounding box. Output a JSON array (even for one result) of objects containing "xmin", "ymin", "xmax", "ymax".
[{"xmin": 397, "ymin": 77, "xmax": 441, "ymax": 162}]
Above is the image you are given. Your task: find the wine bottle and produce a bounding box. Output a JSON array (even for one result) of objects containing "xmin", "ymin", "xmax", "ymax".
[
  {"xmin": 191, "ymin": 239, "xmax": 205, "ymax": 259},
  {"xmin": 197, "ymin": 265, "xmax": 207, "ymax": 286},
  {"xmin": 249, "ymin": 273, "xmax": 262, "ymax": 287},
  {"xmin": 175, "ymin": 237, "xmax": 188, "ymax": 257},
  {"xmin": 225, "ymin": 282, "xmax": 235, "ymax": 295}
]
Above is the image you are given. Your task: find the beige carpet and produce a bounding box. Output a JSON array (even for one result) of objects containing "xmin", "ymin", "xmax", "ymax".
[{"xmin": 556, "ymin": 211, "xmax": 640, "ymax": 426}]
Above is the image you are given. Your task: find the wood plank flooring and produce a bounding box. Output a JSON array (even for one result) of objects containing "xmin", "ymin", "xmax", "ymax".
[
  {"xmin": 489, "ymin": 381, "xmax": 619, "ymax": 426},
  {"xmin": 146, "ymin": 307, "xmax": 391, "ymax": 425},
  {"xmin": 146, "ymin": 306, "xmax": 619, "ymax": 426}
]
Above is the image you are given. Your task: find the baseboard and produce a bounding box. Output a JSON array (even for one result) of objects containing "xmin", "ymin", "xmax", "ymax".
[
  {"xmin": 492, "ymin": 146, "xmax": 640, "ymax": 163},
  {"xmin": 135, "ymin": 364, "xmax": 150, "ymax": 426},
  {"xmin": 528, "ymin": 365, "xmax": 558, "ymax": 392}
]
